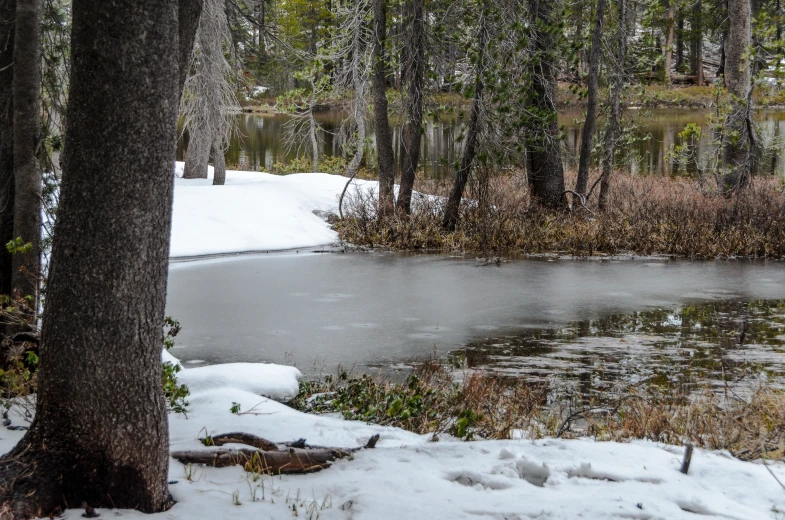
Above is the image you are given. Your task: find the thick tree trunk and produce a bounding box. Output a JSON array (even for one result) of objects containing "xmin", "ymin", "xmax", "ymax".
[
  {"xmin": 183, "ymin": 128, "xmax": 210, "ymax": 179},
  {"xmin": 373, "ymin": 0, "xmax": 395, "ymax": 215},
  {"xmin": 598, "ymin": 0, "xmax": 627, "ymax": 210},
  {"xmin": 575, "ymin": 0, "xmax": 606, "ymax": 195},
  {"xmin": 396, "ymin": 0, "xmax": 425, "ymax": 214},
  {"xmin": 722, "ymin": 0, "xmax": 753, "ymax": 191},
  {"xmin": 178, "ymin": 0, "xmax": 203, "ymax": 102},
  {"xmin": 664, "ymin": 0, "xmax": 675, "ymax": 82},
  {"xmin": 442, "ymin": 2, "xmax": 488, "ymax": 231},
  {"xmin": 11, "ymin": 0, "xmax": 41, "ymax": 302},
  {"xmin": 526, "ymin": 0, "xmax": 566, "ymax": 208},
  {"xmin": 0, "ymin": 0, "xmax": 179, "ymax": 516},
  {"xmin": 0, "ymin": 0, "xmax": 14, "ymax": 299}
]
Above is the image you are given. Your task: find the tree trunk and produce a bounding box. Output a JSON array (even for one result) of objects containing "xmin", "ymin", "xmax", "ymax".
[
  {"xmin": 575, "ymin": 0, "xmax": 606, "ymax": 195},
  {"xmin": 442, "ymin": 1, "xmax": 488, "ymax": 231},
  {"xmin": 574, "ymin": 0, "xmax": 584, "ymax": 79},
  {"xmin": 0, "ymin": 0, "xmax": 179, "ymax": 516},
  {"xmin": 526, "ymin": 0, "xmax": 566, "ymax": 209},
  {"xmin": 0, "ymin": 0, "xmax": 14, "ymax": 299},
  {"xmin": 11, "ymin": 0, "xmax": 42, "ymax": 302},
  {"xmin": 211, "ymin": 137, "xmax": 226, "ymax": 185},
  {"xmin": 664, "ymin": 0, "xmax": 675, "ymax": 82},
  {"xmin": 178, "ymin": 0, "xmax": 204, "ymax": 101},
  {"xmin": 373, "ymin": 0, "xmax": 395, "ymax": 215},
  {"xmin": 396, "ymin": 0, "xmax": 425, "ymax": 214},
  {"xmin": 346, "ymin": 12, "xmax": 367, "ymax": 181},
  {"xmin": 676, "ymin": 11, "xmax": 684, "ymax": 70},
  {"xmin": 308, "ymin": 87, "xmax": 319, "ymax": 172},
  {"xmin": 692, "ymin": 0, "xmax": 703, "ymax": 86},
  {"xmin": 722, "ymin": 0, "xmax": 753, "ymax": 191},
  {"xmin": 183, "ymin": 128, "xmax": 210, "ymax": 178},
  {"xmin": 598, "ymin": 0, "xmax": 627, "ymax": 210}
]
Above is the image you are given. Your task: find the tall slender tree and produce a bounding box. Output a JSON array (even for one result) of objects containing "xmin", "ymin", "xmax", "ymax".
[
  {"xmin": 692, "ymin": 0, "xmax": 704, "ymax": 85},
  {"xmin": 526, "ymin": 0, "xmax": 566, "ymax": 208},
  {"xmin": 0, "ymin": 0, "xmax": 182, "ymax": 515},
  {"xmin": 722, "ymin": 0, "xmax": 753, "ymax": 190},
  {"xmin": 11, "ymin": 0, "xmax": 42, "ymax": 302},
  {"xmin": 663, "ymin": 0, "xmax": 675, "ymax": 82},
  {"xmin": 443, "ymin": 0, "xmax": 489, "ymax": 231},
  {"xmin": 575, "ymin": 0, "xmax": 606, "ymax": 196},
  {"xmin": 179, "ymin": 0, "xmax": 204, "ymax": 100},
  {"xmin": 599, "ymin": 0, "xmax": 627, "ymax": 210},
  {"xmin": 0, "ymin": 0, "xmax": 14, "ymax": 299},
  {"xmin": 396, "ymin": 0, "xmax": 425, "ymax": 214},
  {"xmin": 373, "ymin": 0, "xmax": 395, "ymax": 214}
]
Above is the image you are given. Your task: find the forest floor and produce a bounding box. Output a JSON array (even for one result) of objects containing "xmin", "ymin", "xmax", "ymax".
[{"xmin": 4, "ymin": 354, "xmax": 784, "ymax": 520}]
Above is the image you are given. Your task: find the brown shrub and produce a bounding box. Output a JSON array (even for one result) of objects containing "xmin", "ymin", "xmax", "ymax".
[{"xmin": 333, "ymin": 171, "xmax": 785, "ymax": 258}]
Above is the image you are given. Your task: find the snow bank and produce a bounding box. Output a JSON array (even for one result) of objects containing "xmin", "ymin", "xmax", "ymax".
[
  {"xmin": 4, "ymin": 355, "xmax": 784, "ymax": 519},
  {"xmin": 171, "ymin": 162, "xmax": 374, "ymax": 258},
  {"xmin": 176, "ymin": 362, "xmax": 302, "ymax": 401}
]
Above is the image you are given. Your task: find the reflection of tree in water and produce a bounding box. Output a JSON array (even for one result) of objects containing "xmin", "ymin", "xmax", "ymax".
[{"xmin": 451, "ymin": 299, "xmax": 785, "ymax": 398}]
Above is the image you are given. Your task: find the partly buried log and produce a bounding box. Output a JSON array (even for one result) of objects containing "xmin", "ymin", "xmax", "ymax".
[
  {"xmin": 671, "ymin": 74, "xmax": 711, "ymax": 86},
  {"xmin": 171, "ymin": 432, "xmax": 380, "ymax": 475}
]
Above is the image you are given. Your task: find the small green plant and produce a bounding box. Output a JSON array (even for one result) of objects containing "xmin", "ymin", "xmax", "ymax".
[
  {"xmin": 162, "ymin": 317, "xmax": 189, "ymax": 414},
  {"xmin": 183, "ymin": 463, "xmax": 199, "ymax": 482},
  {"xmin": 230, "ymin": 402, "xmax": 241, "ymax": 414},
  {"xmin": 5, "ymin": 237, "xmax": 32, "ymax": 255}
]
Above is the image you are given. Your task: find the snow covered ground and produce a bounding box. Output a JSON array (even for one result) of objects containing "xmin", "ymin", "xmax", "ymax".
[
  {"xmin": 4, "ymin": 356, "xmax": 784, "ymax": 520},
  {"xmin": 171, "ymin": 162, "xmax": 373, "ymax": 258}
]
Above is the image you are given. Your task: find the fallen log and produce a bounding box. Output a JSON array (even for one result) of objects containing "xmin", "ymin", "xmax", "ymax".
[
  {"xmin": 173, "ymin": 433, "xmax": 381, "ymax": 474},
  {"xmin": 172, "ymin": 447, "xmax": 351, "ymax": 474},
  {"xmin": 202, "ymin": 432, "xmax": 279, "ymax": 451}
]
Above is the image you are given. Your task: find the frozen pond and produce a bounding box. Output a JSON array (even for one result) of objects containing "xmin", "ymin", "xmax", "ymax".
[{"xmin": 166, "ymin": 253, "xmax": 785, "ymax": 390}]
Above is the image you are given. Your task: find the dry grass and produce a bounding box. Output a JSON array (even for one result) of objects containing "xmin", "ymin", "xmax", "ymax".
[
  {"xmin": 333, "ymin": 170, "xmax": 785, "ymax": 258},
  {"xmin": 294, "ymin": 361, "xmax": 785, "ymax": 459}
]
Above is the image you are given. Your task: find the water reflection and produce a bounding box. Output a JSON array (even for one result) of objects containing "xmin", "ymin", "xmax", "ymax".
[
  {"xmin": 451, "ymin": 299, "xmax": 785, "ymax": 397},
  {"xmin": 176, "ymin": 108, "xmax": 785, "ymax": 178}
]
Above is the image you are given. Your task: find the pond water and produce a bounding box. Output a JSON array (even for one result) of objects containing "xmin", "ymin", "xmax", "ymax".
[
  {"xmin": 176, "ymin": 108, "xmax": 785, "ymax": 179},
  {"xmin": 166, "ymin": 253, "xmax": 785, "ymax": 394}
]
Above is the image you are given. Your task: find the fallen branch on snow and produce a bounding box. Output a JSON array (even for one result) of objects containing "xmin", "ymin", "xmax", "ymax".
[{"xmin": 171, "ymin": 433, "xmax": 380, "ymax": 474}]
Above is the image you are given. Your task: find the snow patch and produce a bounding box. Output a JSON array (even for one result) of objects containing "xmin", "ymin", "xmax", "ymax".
[
  {"xmin": 171, "ymin": 161, "xmax": 376, "ymax": 257},
  {"xmin": 177, "ymin": 362, "xmax": 302, "ymax": 401}
]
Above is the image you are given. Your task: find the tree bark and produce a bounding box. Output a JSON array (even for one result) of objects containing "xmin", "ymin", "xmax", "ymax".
[
  {"xmin": 598, "ymin": 0, "xmax": 627, "ymax": 210},
  {"xmin": 0, "ymin": 0, "xmax": 179, "ymax": 516},
  {"xmin": 396, "ymin": 0, "xmax": 425, "ymax": 214},
  {"xmin": 11, "ymin": 0, "xmax": 41, "ymax": 302},
  {"xmin": 692, "ymin": 0, "xmax": 703, "ymax": 86},
  {"xmin": 442, "ymin": 1, "xmax": 488, "ymax": 231},
  {"xmin": 373, "ymin": 0, "xmax": 395, "ymax": 215},
  {"xmin": 664, "ymin": 0, "xmax": 675, "ymax": 82},
  {"xmin": 574, "ymin": 0, "xmax": 584, "ymax": 79},
  {"xmin": 183, "ymin": 128, "xmax": 211, "ymax": 179},
  {"xmin": 676, "ymin": 11, "xmax": 684, "ymax": 70},
  {"xmin": 0, "ymin": 0, "xmax": 14, "ymax": 299},
  {"xmin": 722, "ymin": 0, "xmax": 753, "ymax": 191},
  {"xmin": 178, "ymin": 0, "xmax": 204, "ymax": 102},
  {"xmin": 575, "ymin": 0, "xmax": 606, "ymax": 195},
  {"xmin": 397, "ymin": 0, "xmax": 425, "ymax": 214},
  {"xmin": 526, "ymin": 0, "xmax": 566, "ymax": 209},
  {"xmin": 211, "ymin": 137, "xmax": 226, "ymax": 185}
]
